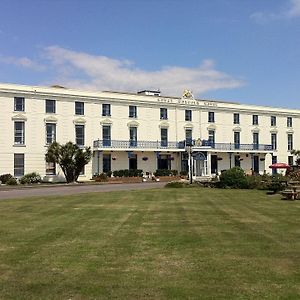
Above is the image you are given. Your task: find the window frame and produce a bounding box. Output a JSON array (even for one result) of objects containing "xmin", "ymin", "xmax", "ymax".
[
  {"xmin": 185, "ymin": 110, "xmax": 192, "ymax": 121},
  {"xmin": 45, "ymin": 99, "xmax": 56, "ymax": 114},
  {"xmin": 160, "ymin": 108, "xmax": 168, "ymax": 120},
  {"xmin": 129, "ymin": 105, "xmax": 137, "ymax": 118},
  {"xmin": 271, "ymin": 116, "xmax": 277, "ymax": 127},
  {"xmin": 75, "ymin": 101, "xmax": 84, "ymax": 115},
  {"xmin": 287, "ymin": 116, "xmax": 293, "ymax": 128},
  {"xmin": 14, "ymin": 97, "xmax": 25, "ymax": 112},
  {"xmin": 14, "ymin": 153, "xmax": 24, "ymax": 177},
  {"xmin": 14, "ymin": 121, "xmax": 25, "ymax": 145},
  {"xmin": 46, "ymin": 123, "xmax": 56, "ymax": 145},
  {"xmin": 46, "ymin": 161, "xmax": 56, "ymax": 175},
  {"xmin": 252, "ymin": 115, "xmax": 259, "ymax": 125},
  {"xmin": 233, "ymin": 113, "xmax": 240, "ymax": 125},
  {"xmin": 75, "ymin": 124, "xmax": 85, "ymax": 146},
  {"xmin": 208, "ymin": 111, "xmax": 215, "ymax": 123},
  {"xmin": 102, "ymin": 103, "xmax": 111, "ymax": 117}
]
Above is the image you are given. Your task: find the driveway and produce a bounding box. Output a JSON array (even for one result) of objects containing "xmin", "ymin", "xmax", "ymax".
[{"xmin": 0, "ymin": 182, "xmax": 166, "ymax": 200}]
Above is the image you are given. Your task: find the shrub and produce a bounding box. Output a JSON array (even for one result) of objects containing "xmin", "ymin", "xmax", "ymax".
[
  {"xmin": 171, "ymin": 170, "xmax": 178, "ymax": 176},
  {"xmin": 219, "ymin": 167, "xmax": 248, "ymax": 189},
  {"xmin": 19, "ymin": 172, "xmax": 41, "ymax": 184},
  {"xmin": 107, "ymin": 171, "xmax": 112, "ymax": 178},
  {"xmin": 112, "ymin": 169, "xmax": 143, "ymax": 177},
  {"xmin": 154, "ymin": 169, "xmax": 172, "ymax": 176},
  {"xmin": 6, "ymin": 177, "xmax": 18, "ymax": 185},
  {"xmin": 165, "ymin": 181, "xmax": 187, "ymax": 188},
  {"xmin": 267, "ymin": 174, "xmax": 287, "ymax": 193},
  {"xmin": 180, "ymin": 170, "xmax": 188, "ymax": 176},
  {"xmin": 0, "ymin": 173, "xmax": 14, "ymax": 184}
]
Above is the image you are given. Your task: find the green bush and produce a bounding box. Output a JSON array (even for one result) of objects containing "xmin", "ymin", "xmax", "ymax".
[
  {"xmin": 0, "ymin": 173, "xmax": 14, "ymax": 184},
  {"xmin": 19, "ymin": 172, "xmax": 41, "ymax": 184},
  {"xmin": 180, "ymin": 170, "xmax": 188, "ymax": 176},
  {"xmin": 112, "ymin": 169, "xmax": 143, "ymax": 177},
  {"xmin": 267, "ymin": 174, "xmax": 287, "ymax": 193},
  {"xmin": 165, "ymin": 181, "xmax": 187, "ymax": 188},
  {"xmin": 171, "ymin": 170, "xmax": 178, "ymax": 176},
  {"xmin": 107, "ymin": 171, "xmax": 112, "ymax": 177},
  {"xmin": 154, "ymin": 169, "xmax": 172, "ymax": 176},
  {"xmin": 6, "ymin": 177, "xmax": 18, "ymax": 185},
  {"xmin": 219, "ymin": 167, "xmax": 248, "ymax": 189}
]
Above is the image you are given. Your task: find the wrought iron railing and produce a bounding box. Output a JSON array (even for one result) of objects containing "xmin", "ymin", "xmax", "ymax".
[
  {"xmin": 93, "ymin": 139, "xmax": 273, "ymax": 151},
  {"xmin": 93, "ymin": 139, "xmax": 185, "ymax": 149},
  {"xmin": 200, "ymin": 141, "xmax": 273, "ymax": 151}
]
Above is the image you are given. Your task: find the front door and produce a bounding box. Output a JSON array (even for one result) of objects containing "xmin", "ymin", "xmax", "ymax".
[
  {"xmin": 253, "ymin": 155, "xmax": 259, "ymax": 174},
  {"xmin": 211, "ymin": 155, "xmax": 218, "ymax": 174},
  {"xmin": 129, "ymin": 154, "xmax": 137, "ymax": 170}
]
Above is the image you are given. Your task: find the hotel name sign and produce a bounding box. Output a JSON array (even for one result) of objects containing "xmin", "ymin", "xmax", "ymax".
[{"xmin": 157, "ymin": 98, "xmax": 218, "ymax": 107}]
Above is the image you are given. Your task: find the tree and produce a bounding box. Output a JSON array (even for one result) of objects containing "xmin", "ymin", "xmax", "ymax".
[
  {"xmin": 290, "ymin": 149, "xmax": 300, "ymax": 165},
  {"xmin": 45, "ymin": 142, "xmax": 92, "ymax": 183}
]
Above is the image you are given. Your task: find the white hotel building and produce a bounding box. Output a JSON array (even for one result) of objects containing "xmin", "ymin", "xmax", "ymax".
[{"xmin": 0, "ymin": 82, "xmax": 299, "ymax": 181}]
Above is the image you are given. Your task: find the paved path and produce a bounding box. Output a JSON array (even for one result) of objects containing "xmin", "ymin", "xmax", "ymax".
[{"xmin": 0, "ymin": 182, "xmax": 165, "ymax": 200}]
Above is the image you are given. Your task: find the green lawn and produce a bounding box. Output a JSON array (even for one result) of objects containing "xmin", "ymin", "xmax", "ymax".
[{"xmin": 0, "ymin": 188, "xmax": 300, "ymax": 299}]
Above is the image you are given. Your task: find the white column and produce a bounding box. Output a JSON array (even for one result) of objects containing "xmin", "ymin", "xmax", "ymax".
[{"xmin": 207, "ymin": 152, "xmax": 211, "ymax": 176}]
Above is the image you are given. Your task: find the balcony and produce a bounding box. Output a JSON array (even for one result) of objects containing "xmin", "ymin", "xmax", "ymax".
[
  {"xmin": 93, "ymin": 139, "xmax": 185, "ymax": 150},
  {"xmin": 200, "ymin": 141, "xmax": 273, "ymax": 152}
]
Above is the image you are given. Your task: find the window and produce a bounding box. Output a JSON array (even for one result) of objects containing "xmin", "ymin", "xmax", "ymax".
[
  {"xmin": 14, "ymin": 97, "xmax": 25, "ymax": 112},
  {"xmin": 185, "ymin": 110, "xmax": 192, "ymax": 121},
  {"xmin": 75, "ymin": 101, "xmax": 84, "ymax": 115},
  {"xmin": 160, "ymin": 108, "xmax": 168, "ymax": 120},
  {"xmin": 272, "ymin": 155, "xmax": 277, "ymax": 174},
  {"xmin": 287, "ymin": 117, "xmax": 293, "ymax": 128},
  {"xmin": 288, "ymin": 134, "xmax": 293, "ymax": 151},
  {"xmin": 161, "ymin": 128, "xmax": 168, "ymax": 147},
  {"xmin": 46, "ymin": 162, "xmax": 56, "ymax": 175},
  {"xmin": 252, "ymin": 115, "xmax": 258, "ymax": 125},
  {"xmin": 233, "ymin": 113, "xmax": 240, "ymax": 124},
  {"xmin": 271, "ymin": 116, "xmax": 276, "ymax": 127},
  {"xmin": 45, "ymin": 99, "xmax": 56, "ymax": 113},
  {"xmin": 208, "ymin": 130, "xmax": 215, "ymax": 146},
  {"xmin": 253, "ymin": 132, "xmax": 259, "ymax": 150},
  {"xmin": 185, "ymin": 129, "xmax": 193, "ymax": 146},
  {"xmin": 129, "ymin": 106, "xmax": 137, "ymax": 118},
  {"xmin": 288, "ymin": 156, "xmax": 294, "ymax": 166},
  {"xmin": 208, "ymin": 111, "xmax": 215, "ymax": 123},
  {"xmin": 102, "ymin": 125, "xmax": 111, "ymax": 146},
  {"xmin": 75, "ymin": 125, "xmax": 84, "ymax": 146},
  {"xmin": 14, "ymin": 153, "xmax": 24, "ymax": 177},
  {"xmin": 14, "ymin": 121, "xmax": 25, "ymax": 145},
  {"xmin": 46, "ymin": 123, "xmax": 56, "ymax": 144},
  {"xmin": 129, "ymin": 127, "xmax": 137, "ymax": 147},
  {"xmin": 102, "ymin": 104, "xmax": 111, "ymax": 116},
  {"xmin": 234, "ymin": 132, "xmax": 240, "ymax": 149},
  {"xmin": 271, "ymin": 133, "xmax": 277, "ymax": 150}
]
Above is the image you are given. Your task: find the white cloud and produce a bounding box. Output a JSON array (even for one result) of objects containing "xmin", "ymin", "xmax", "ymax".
[
  {"xmin": 251, "ymin": 0, "xmax": 300, "ymax": 23},
  {"xmin": 43, "ymin": 46, "xmax": 244, "ymax": 97},
  {"xmin": 0, "ymin": 55, "xmax": 45, "ymax": 71}
]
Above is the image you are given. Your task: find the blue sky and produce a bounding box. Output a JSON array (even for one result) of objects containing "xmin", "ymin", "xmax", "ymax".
[{"xmin": 0, "ymin": 0, "xmax": 300, "ymax": 108}]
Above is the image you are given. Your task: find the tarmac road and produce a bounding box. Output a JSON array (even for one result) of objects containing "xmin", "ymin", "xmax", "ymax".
[{"xmin": 0, "ymin": 182, "xmax": 166, "ymax": 200}]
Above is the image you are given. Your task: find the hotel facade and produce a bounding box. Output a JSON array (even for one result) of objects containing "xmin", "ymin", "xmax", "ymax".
[{"xmin": 0, "ymin": 82, "xmax": 299, "ymax": 181}]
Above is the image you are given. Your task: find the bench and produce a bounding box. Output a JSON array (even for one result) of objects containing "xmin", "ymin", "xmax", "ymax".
[{"xmin": 281, "ymin": 190, "xmax": 299, "ymax": 200}]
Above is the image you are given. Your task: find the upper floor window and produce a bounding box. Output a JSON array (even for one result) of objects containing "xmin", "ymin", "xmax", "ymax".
[
  {"xmin": 75, "ymin": 101, "xmax": 84, "ymax": 115},
  {"xmin": 208, "ymin": 111, "xmax": 215, "ymax": 123},
  {"xmin": 288, "ymin": 134, "xmax": 293, "ymax": 151},
  {"xmin": 46, "ymin": 99, "xmax": 56, "ymax": 114},
  {"xmin": 252, "ymin": 115, "xmax": 259, "ymax": 125},
  {"xmin": 271, "ymin": 133, "xmax": 277, "ymax": 150},
  {"xmin": 234, "ymin": 131, "xmax": 240, "ymax": 149},
  {"xmin": 14, "ymin": 97, "xmax": 25, "ymax": 112},
  {"xmin": 161, "ymin": 128, "xmax": 168, "ymax": 147},
  {"xmin": 287, "ymin": 117, "xmax": 293, "ymax": 128},
  {"xmin": 129, "ymin": 127, "xmax": 137, "ymax": 147},
  {"xmin": 129, "ymin": 106, "xmax": 137, "ymax": 118},
  {"xmin": 233, "ymin": 113, "xmax": 240, "ymax": 124},
  {"xmin": 102, "ymin": 104, "xmax": 111, "ymax": 116},
  {"xmin": 160, "ymin": 108, "xmax": 168, "ymax": 120},
  {"xmin": 102, "ymin": 125, "xmax": 111, "ymax": 146},
  {"xmin": 271, "ymin": 116, "xmax": 276, "ymax": 127},
  {"xmin": 14, "ymin": 121, "xmax": 25, "ymax": 145},
  {"xmin": 253, "ymin": 132, "xmax": 259, "ymax": 150},
  {"xmin": 185, "ymin": 110, "xmax": 192, "ymax": 121},
  {"xmin": 185, "ymin": 129, "xmax": 193, "ymax": 146},
  {"xmin": 208, "ymin": 130, "xmax": 215, "ymax": 145},
  {"xmin": 46, "ymin": 123, "xmax": 56, "ymax": 144},
  {"xmin": 75, "ymin": 125, "xmax": 85, "ymax": 146}
]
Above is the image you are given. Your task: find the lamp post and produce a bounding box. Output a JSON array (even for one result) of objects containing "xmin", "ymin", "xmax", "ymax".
[{"xmin": 185, "ymin": 138, "xmax": 193, "ymax": 184}]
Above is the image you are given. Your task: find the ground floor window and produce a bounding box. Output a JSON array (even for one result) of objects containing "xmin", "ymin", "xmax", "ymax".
[
  {"xmin": 288, "ymin": 156, "xmax": 294, "ymax": 166},
  {"xmin": 272, "ymin": 155, "xmax": 277, "ymax": 175},
  {"xmin": 46, "ymin": 162, "xmax": 56, "ymax": 175},
  {"xmin": 234, "ymin": 155, "xmax": 241, "ymax": 167},
  {"xmin": 103, "ymin": 154, "xmax": 111, "ymax": 173},
  {"xmin": 181, "ymin": 152, "xmax": 189, "ymax": 172},
  {"xmin": 14, "ymin": 153, "xmax": 24, "ymax": 177},
  {"xmin": 157, "ymin": 154, "xmax": 171, "ymax": 170}
]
